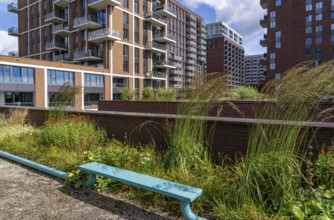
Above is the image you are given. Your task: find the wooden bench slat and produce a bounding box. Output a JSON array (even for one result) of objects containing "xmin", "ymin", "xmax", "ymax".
[{"xmin": 79, "ymin": 162, "xmax": 202, "ymax": 202}]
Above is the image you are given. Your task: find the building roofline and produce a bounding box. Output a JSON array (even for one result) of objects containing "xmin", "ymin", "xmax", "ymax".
[{"xmin": 170, "ymin": 0, "xmax": 204, "ymax": 20}]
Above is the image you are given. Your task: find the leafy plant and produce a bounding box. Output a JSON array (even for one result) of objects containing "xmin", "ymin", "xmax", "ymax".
[
  {"xmin": 230, "ymin": 86, "xmax": 258, "ymax": 99},
  {"xmin": 121, "ymin": 88, "xmax": 134, "ymax": 101}
]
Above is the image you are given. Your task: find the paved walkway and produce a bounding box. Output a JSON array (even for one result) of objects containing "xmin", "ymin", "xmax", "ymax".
[{"xmin": 0, "ymin": 158, "xmax": 176, "ymax": 220}]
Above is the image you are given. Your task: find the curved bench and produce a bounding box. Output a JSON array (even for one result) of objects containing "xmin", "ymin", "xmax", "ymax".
[{"xmin": 79, "ymin": 162, "xmax": 206, "ymax": 220}]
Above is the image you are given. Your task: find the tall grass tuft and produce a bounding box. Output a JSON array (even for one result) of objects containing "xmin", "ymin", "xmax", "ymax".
[
  {"xmin": 164, "ymin": 73, "xmax": 228, "ymax": 171},
  {"xmin": 238, "ymin": 61, "xmax": 334, "ymax": 212}
]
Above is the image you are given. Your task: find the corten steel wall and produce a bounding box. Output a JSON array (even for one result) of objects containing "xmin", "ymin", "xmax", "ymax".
[{"xmin": 1, "ymin": 106, "xmax": 334, "ymax": 161}]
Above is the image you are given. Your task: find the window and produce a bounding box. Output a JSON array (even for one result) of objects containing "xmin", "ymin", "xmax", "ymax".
[
  {"xmin": 275, "ymin": 42, "xmax": 281, "ymax": 48},
  {"xmin": 306, "ymin": 3, "xmax": 312, "ymax": 11},
  {"xmin": 315, "ymin": 37, "xmax": 322, "ymax": 44},
  {"xmin": 276, "ymin": 0, "xmax": 281, "ymax": 6},
  {"xmin": 275, "ymin": 31, "xmax": 281, "ymax": 48},
  {"xmin": 134, "ymin": 17, "xmax": 139, "ymax": 44},
  {"xmin": 306, "ymin": 26, "xmax": 312, "ymax": 34},
  {"xmin": 305, "ymin": 15, "xmax": 312, "ymax": 23},
  {"xmin": 134, "ymin": 0, "xmax": 139, "ymax": 13},
  {"xmin": 135, "ymin": 48, "xmax": 139, "ymax": 74},
  {"xmin": 123, "ymin": 0, "xmax": 129, "ymax": 8},
  {"xmin": 270, "ymin": 21, "xmax": 276, "ymax": 28},
  {"xmin": 305, "ymin": 49, "xmax": 312, "ymax": 56},
  {"xmin": 316, "ymin": 13, "xmax": 322, "ymax": 21},
  {"xmin": 270, "ymin": 63, "xmax": 276, "ymax": 70},
  {"xmin": 270, "ymin": 11, "xmax": 276, "ymax": 18},
  {"xmin": 305, "ymin": 38, "xmax": 312, "ymax": 47},
  {"xmin": 47, "ymin": 70, "xmax": 74, "ymax": 85},
  {"xmin": 123, "ymin": 45, "xmax": 129, "ymax": 72},
  {"xmin": 84, "ymin": 73, "xmax": 104, "ymax": 87},
  {"xmin": 270, "ymin": 53, "xmax": 276, "ymax": 60},
  {"xmin": 316, "ymin": 2, "xmax": 322, "ymax": 9},
  {"xmin": 123, "ymin": 12, "xmax": 129, "ymax": 40}
]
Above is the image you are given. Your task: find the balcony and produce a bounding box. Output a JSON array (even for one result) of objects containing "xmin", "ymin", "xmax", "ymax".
[
  {"xmin": 88, "ymin": 28, "xmax": 121, "ymax": 43},
  {"xmin": 88, "ymin": 0, "xmax": 121, "ymax": 10},
  {"xmin": 187, "ymin": 20, "xmax": 196, "ymax": 28},
  {"xmin": 8, "ymin": 51, "xmax": 18, "ymax": 57},
  {"xmin": 185, "ymin": 65, "xmax": 196, "ymax": 71},
  {"xmin": 8, "ymin": 27, "xmax": 19, "ymax": 36},
  {"xmin": 187, "ymin": 40, "xmax": 196, "ymax": 47},
  {"xmin": 7, "ymin": 3, "xmax": 18, "ymax": 13},
  {"xmin": 52, "ymin": 23, "xmax": 69, "ymax": 37},
  {"xmin": 199, "ymin": 38, "xmax": 206, "ymax": 45},
  {"xmin": 145, "ymin": 41, "xmax": 166, "ymax": 54},
  {"xmin": 172, "ymin": 55, "xmax": 182, "ymax": 62},
  {"xmin": 170, "ymin": 84, "xmax": 182, "ymax": 89},
  {"xmin": 187, "ymin": 14, "xmax": 196, "ymax": 21},
  {"xmin": 73, "ymin": 14, "xmax": 102, "ymax": 30},
  {"xmin": 198, "ymin": 45, "xmax": 206, "ymax": 51},
  {"xmin": 155, "ymin": 4, "xmax": 176, "ymax": 18},
  {"xmin": 260, "ymin": 15, "xmax": 267, "ymax": 28},
  {"xmin": 170, "ymin": 76, "xmax": 182, "ymax": 82},
  {"xmin": 185, "ymin": 72, "xmax": 195, "ymax": 77},
  {"xmin": 187, "ymin": 47, "xmax": 197, "ymax": 53},
  {"xmin": 260, "ymin": 0, "xmax": 267, "ymax": 9},
  {"xmin": 44, "ymin": 11, "xmax": 67, "ymax": 23},
  {"xmin": 198, "ymin": 56, "xmax": 206, "ymax": 62},
  {"xmin": 145, "ymin": 71, "xmax": 166, "ymax": 79},
  {"xmin": 54, "ymin": 53, "xmax": 70, "ymax": 62},
  {"xmin": 45, "ymin": 41, "xmax": 68, "ymax": 51},
  {"xmin": 74, "ymin": 49, "xmax": 103, "ymax": 61},
  {"xmin": 187, "ymin": 34, "xmax": 196, "ymax": 41},
  {"xmin": 53, "ymin": 0, "xmax": 73, "ymax": 8},
  {"xmin": 186, "ymin": 59, "xmax": 195, "ymax": 65},
  {"xmin": 174, "ymin": 62, "xmax": 182, "ymax": 68},
  {"xmin": 186, "ymin": 52, "xmax": 196, "ymax": 59},
  {"xmin": 145, "ymin": 12, "xmax": 166, "ymax": 27},
  {"xmin": 154, "ymin": 60, "xmax": 176, "ymax": 69},
  {"xmin": 199, "ymin": 50, "xmax": 206, "ymax": 56},
  {"xmin": 260, "ymin": 34, "xmax": 267, "ymax": 47},
  {"xmin": 187, "ymin": 27, "xmax": 196, "ymax": 35},
  {"xmin": 153, "ymin": 32, "xmax": 176, "ymax": 44},
  {"xmin": 198, "ymin": 32, "xmax": 206, "ymax": 39},
  {"xmin": 171, "ymin": 69, "xmax": 182, "ymax": 75}
]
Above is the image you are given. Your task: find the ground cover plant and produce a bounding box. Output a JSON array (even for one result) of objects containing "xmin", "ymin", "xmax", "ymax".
[{"xmin": 1, "ymin": 62, "xmax": 334, "ymax": 219}]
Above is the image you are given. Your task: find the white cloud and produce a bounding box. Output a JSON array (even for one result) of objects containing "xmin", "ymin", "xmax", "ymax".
[
  {"xmin": 0, "ymin": 0, "xmax": 14, "ymax": 3},
  {"xmin": 0, "ymin": 30, "xmax": 18, "ymax": 55},
  {"xmin": 180, "ymin": 0, "xmax": 266, "ymax": 54}
]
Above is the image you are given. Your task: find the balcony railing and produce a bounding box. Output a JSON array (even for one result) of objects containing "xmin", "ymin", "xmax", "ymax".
[
  {"xmin": 187, "ymin": 20, "xmax": 196, "ymax": 28},
  {"xmin": 44, "ymin": 11, "xmax": 67, "ymax": 23},
  {"xmin": 186, "ymin": 65, "xmax": 196, "ymax": 71},
  {"xmin": 7, "ymin": 2, "xmax": 18, "ymax": 13},
  {"xmin": 145, "ymin": 41, "xmax": 166, "ymax": 53},
  {"xmin": 260, "ymin": 15, "xmax": 267, "ymax": 28},
  {"xmin": 88, "ymin": 28, "xmax": 120, "ymax": 43},
  {"xmin": 73, "ymin": 14, "xmax": 102, "ymax": 30},
  {"xmin": 187, "ymin": 47, "xmax": 197, "ymax": 53},
  {"xmin": 45, "ymin": 41, "xmax": 68, "ymax": 51},
  {"xmin": 53, "ymin": 0, "xmax": 74, "ymax": 8},
  {"xmin": 187, "ymin": 40, "xmax": 196, "ymax": 47},
  {"xmin": 186, "ymin": 59, "xmax": 195, "ymax": 65},
  {"xmin": 54, "ymin": 53, "xmax": 70, "ymax": 62},
  {"xmin": 154, "ymin": 60, "xmax": 176, "ymax": 69},
  {"xmin": 145, "ymin": 71, "xmax": 166, "ymax": 79},
  {"xmin": 8, "ymin": 51, "xmax": 18, "ymax": 57},
  {"xmin": 153, "ymin": 32, "xmax": 176, "ymax": 43},
  {"xmin": 74, "ymin": 49, "xmax": 103, "ymax": 61},
  {"xmin": 155, "ymin": 4, "xmax": 177, "ymax": 18},
  {"xmin": 88, "ymin": 0, "xmax": 121, "ymax": 10},
  {"xmin": 52, "ymin": 23, "xmax": 69, "ymax": 36},
  {"xmin": 8, "ymin": 27, "xmax": 19, "ymax": 36},
  {"xmin": 145, "ymin": 12, "xmax": 166, "ymax": 27},
  {"xmin": 187, "ymin": 27, "xmax": 196, "ymax": 34},
  {"xmin": 260, "ymin": 0, "xmax": 267, "ymax": 9}
]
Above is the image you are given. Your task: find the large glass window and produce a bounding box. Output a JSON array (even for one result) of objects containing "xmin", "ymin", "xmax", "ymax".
[
  {"xmin": 47, "ymin": 70, "xmax": 74, "ymax": 85},
  {"xmin": 0, "ymin": 65, "xmax": 34, "ymax": 84},
  {"xmin": 123, "ymin": 12, "xmax": 129, "ymax": 40},
  {"xmin": 84, "ymin": 73, "xmax": 104, "ymax": 87}
]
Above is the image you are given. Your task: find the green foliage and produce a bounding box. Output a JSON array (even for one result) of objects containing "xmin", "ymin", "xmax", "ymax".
[
  {"xmin": 142, "ymin": 87, "xmax": 177, "ymax": 101},
  {"xmin": 142, "ymin": 87, "xmax": 154, "ymax": 100},
  {"xmin": 41, "ymin": 115, "xmax": 107, "ymax": 154},
  {"xmin": 281, "ymin": 186, "xmax": 334, "ymax": 219},
  {"xmin": 314, "ymin": 148, "xmax": 334, "ymax": 188},
  {"xmin": 121, "ymin": 88, "xmax": 134, "ymax": 101},
  {"xmin": 230, "ymin": 86, "xmax": 259, "ymax": 99}
]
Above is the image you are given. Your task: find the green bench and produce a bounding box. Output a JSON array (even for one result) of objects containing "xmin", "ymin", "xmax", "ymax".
[{"xmin": 78, "ymin": 162, "xmax": 206, "ymax": 220}]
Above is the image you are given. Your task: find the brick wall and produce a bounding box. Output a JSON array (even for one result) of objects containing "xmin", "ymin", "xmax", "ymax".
[{"xmin": 1, "ymin": 106, "xmax": 334, "ymax": 162}]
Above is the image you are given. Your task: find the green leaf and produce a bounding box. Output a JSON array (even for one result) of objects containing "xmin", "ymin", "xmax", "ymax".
[{"xmin": 323, "ymin": 190, "xmax": 333, "ymax": 199}]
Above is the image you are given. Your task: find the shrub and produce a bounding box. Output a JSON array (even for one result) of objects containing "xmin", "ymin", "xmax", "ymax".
[
  {"xmin": 41, "ymin": 115, "xmax": 107, "ymax": 154},
  {"xmin": 156, "ymin": 88, "xmax": 177, "ymax": 101},
  {"xmin": 314, "ymin": 147, "xmax": 334, "ymax": 188},
  {"xmin": 121, "ymin": 88, "xmax": 134, "ymax": 101},
  {"xmin": 230, "ymin": 86, "xmax": 258, "ymax": 99},
  {"xmin": 142, "ymin": 87, "xmax": 154, "ymax": 100}
]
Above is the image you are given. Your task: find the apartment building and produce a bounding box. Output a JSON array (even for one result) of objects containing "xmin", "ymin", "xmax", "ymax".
[
  {"xmin": 206, "ymin": 21, "xmax": 244, "ymax": 89},
  {"xmin": 244, "ymin": 54, "xmax": 266, "ymax": 88},
  {"xmin": 260, "ymin": 0, "xmax": 334, "ymax": 81},
  {"xmin": 167, "ymin": 0, "xmax": 207, "ymax": 89},
  {"xmin": 7, "ymin": 0, "xmax": 180, "ymax": 100}
]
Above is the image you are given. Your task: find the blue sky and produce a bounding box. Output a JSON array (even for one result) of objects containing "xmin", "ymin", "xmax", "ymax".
[{"xmin": 0, "ymin": 0, "xmax": 266, "ymax": 55}]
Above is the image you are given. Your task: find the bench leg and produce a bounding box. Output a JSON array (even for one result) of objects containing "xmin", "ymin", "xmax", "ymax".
[
  {"xmin": 180, "ymin": 201, "xmax": 207, "ymax": 220},
  {"xmin": 83, "ymin": 173, "xmax": 96, "ymax": 189}
]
